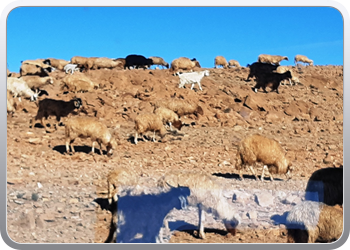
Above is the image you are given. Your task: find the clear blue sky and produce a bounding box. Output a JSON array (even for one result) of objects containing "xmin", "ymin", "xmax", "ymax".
[{"xmin": 6, "ymin": 7, "xmax": 343, "ymax": 73}]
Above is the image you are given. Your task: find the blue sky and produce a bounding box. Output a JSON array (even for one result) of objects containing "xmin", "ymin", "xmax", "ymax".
[{"xmin": 6, "ymin": 6, "xmax": 343, "ymax": 72}]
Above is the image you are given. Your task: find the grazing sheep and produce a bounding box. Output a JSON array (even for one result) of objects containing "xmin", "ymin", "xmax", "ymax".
[
  {"xmin": 253, "ymin": 70, "xmax": 292, "ymax": 94},
  {"xmin": 305, "ymin": 167, "xmax": 343, "ymax": 206},
  {"xmin": 30, "ymin": 97, "xmax": 83, "ymax": 132},
  {"xmin": 153, "ymin": 98, "xmax": 204, "ymax": 118},
  {"xmin": 228, "ymin": 59, "xmax": 240, "ymax": 68},
  {"xmin": 286, "ymin": 201, "xmax": 343, "ymax": 243},
  {"xmin": 92, "ymin": 57, "xmax": 123, "ymax": 70},
  {"xmin": 64, "ymin": 64, "xmax": 80, "ymax": 74},
  {"xmin": 274, "ymin": 66, "xmax": 300, "ymax": 86},
  {"xmin": 124, "ymin": 54, "xmax": 153, "ymax": 70},
  {"xmin": 115, "ymin": 185, "xmax": 190, "ymax": 243},
  {"xmin": 70, "ymin": 56, "xmax": 97, "ymax": 71},
  {"xmin": 20, "ymin": 60, "xmax": 54, "ymax": 77},
  {"xmin": 65, "ymin": 116, "xmax": 118, "ymax": 157},
  {"xmin": 294, "ymin": 55, "xmax": 313, "ymax": 66},
  {"xmin": 134, "ymin": 113, "xmax": 168, "ymax": 145},
  {"xmin": 61, "ymin": 73, "xmax": 98, "ymax": 92},
  {"xmin": 154, "ymin": 107, "xmax": 183, "ymax": 131},
  {"xmin": 214, "ymin": 56, "xmax": 229, "ymax": 69},
  {"xmin": 45, "ymin": 58, "xmax": 70, "ymax": 71},
  {"xmin": 157, "ymin": 170, "xmax": 240, "ymax": 239},
  {"xmin": 149, "ymin": 56, "xmax": 169, "ymax": 69},
  {"xmin": 170, "ymin": 57, "xmax": 201, "ymax": 73},
  {"xmin": 257, "ymin": 54, "xmax": 289, "ymax": 65},
  {"xmin": 106, "ymin": 167, "xmax": 139, "ymax": 205},
  {"xmin": 7, "ymin": 77, "xmax": 40, "ymax": 102},
  {"xmin": 235, "ymin": 134, "xmax": 292, "ymax": 182},
  {"xmin": 114, "ymin": 58, "xmax": 126, "ymax": 69},
  {"xmin": 177, "ymin": 70, "xmax": 210, "ymax": 91},
  {"xmin": 246, "ymin": 62, "xmax": 279, "ymax": 81},
  {"xmin": 20, "ymin": 76, "xmax": 54, "ymax": 91}
]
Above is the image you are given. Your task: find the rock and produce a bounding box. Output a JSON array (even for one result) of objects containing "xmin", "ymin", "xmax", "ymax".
[{"xmin": 255, "ymin": 192, "xmax": 274, "ymax": 207}]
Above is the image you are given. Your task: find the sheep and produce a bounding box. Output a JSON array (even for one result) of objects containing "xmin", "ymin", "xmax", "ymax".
[
  {"xmin": 149, "ymin": 56, "xmax": 169, "ymax": 69},
  {"xmin": 20, "ymin": 76, "xmax": 54, "ymax": 91},
  {"xmin": 153, "ymin": 98, "xmax": 204, "ymax": 118},
  {"xmin": 177, "ymin": 70, "xmax": 210, "ymax": 91},
  {"xmin": 228, "ymin": 59, "xmax": 240, "ymax": 68},
  {"xmin": 114, "ymin": 185, "xmax": 190, "ymax": 243},
  {"xmin": 157, "ymin": 170, "xmax": 240, "ymax": 239},
  {"xmin": 70, "ymin": 56, "xmax": 97, "ymax": 71},
  {"xmin": 305, "ymin": 167, "xmax": 343, "ymax": 206},
  {"xmin": 286, "ymin": 201, "xmax": 343, "ymax": 243},
  {"xmin": 20, "ymin": 60, "xmax": 54, "ymax": 77},
  {"xmin": 65, "ymin": 116, "xmax": 118, "ymax": 157},
  {"xmin": 7, "ymin": 77, "xmax": 40, "ymax": 102},
  {"xmin": 294, "ymin": 54, "xmax": 313, "ymax": 66},
  {"xmin": 124, "ymin": 54, "xmax": 153, "ymax": 70},
  {"xmin": 214, "ymin": 56, "xmax": 229, "ymax": 69},
  {"xmin": 7, "ymin": 90, "xmax": 18, "ymax": 115},
  {"xmin": 253, "ymin": 70, "xmax": 292, "ymax": 94},
  {"xmin": 64, "ymin": 64, "xmax": 80, "ymax": 74},
  {"xmin": 274, "ymin": 66, "xmax": 300, "ymax": 86},
  {"xmin": 246, "ymin": 62, "xmax": 279, "ymax": 81},
  {"xmin": 235, "ymin": 134, "xmax": 292, "ymax": 182},
  {"xmin": 61, "ymin": 73, "xmax": 98, "ymax": 92},
  {"xmin": 170, "ymin": 57, "xmax": 201, "ymax": 73},
  {"xmin": 92, "ymin": 57, "xmax": 123, "ymax": 70},
  {"xmin": 257, "ymin": 54, "xmax": 289, "ymax": 65},
  {"xmin": 45, "ymin": 58, "xmax": 70, "ymax": 71},
  {"xmin": 114, "ymin": 58, "xmax": 126, "ymax": 69},
  {"xmin": 153, "ymin": 107, "xmax": 183, "ymax": 131},
  {"xmin": 134, "ymin": 113, "xmax": 168, "ymax": 145},
  {"xmin": 30, "ymin": 97, "xmax": 83, "ymax": 132}
]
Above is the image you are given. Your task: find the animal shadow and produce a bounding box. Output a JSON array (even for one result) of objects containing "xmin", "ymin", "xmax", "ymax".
[{"xmin": 53, "ymin": 145, "xmax": 105, "ymax": 155}]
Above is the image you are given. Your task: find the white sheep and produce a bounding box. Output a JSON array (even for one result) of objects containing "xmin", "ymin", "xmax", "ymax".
[
  {"xmin": 257, "ymin": 54, "xmax": 289, "ymax": 66},
  {"xmin": 170, "ymin": 57, "xmax": 201, "ymax": 73},
  {"xmin": 157, "ymin": 170, "xmax": 240, "ymax": 239},
  {"xmin": 7, "ymin": 77, "xmax": 40, "ymax": 102},
  {"xmin": 235, "ymin": 134, "xmax": 293, "ymax": 182},
  {"xmin": 177, "ymin": 70, "xmax": 210, "ymax": 91},
  {"xmin": 294, "ymin": 55, "xmax": 314, "ymax": 66},
  {"xmin": 65, "ymin": 116, "xmax": 118, "ymax": 157},
  {"xmin": 153, "ymin": 98, "xmax": 204, "ymax": 118},
  {"xmin": 153, "ymin": 107, "xmax": 183, "ymax": 131},
  {"xmin": 286, "ymin": 201, "xmax": 343, "ymax": 243},
  {"xmin": 134, "ymin": 113, "xmax": 169, "ymax": 145},
  {"xmin": 64, "ymin": 64, "xmax": 80, "ymax": 74},
  {"xmin": 214, "ymin": 56, "xmax": 229, "ymax": 69}
]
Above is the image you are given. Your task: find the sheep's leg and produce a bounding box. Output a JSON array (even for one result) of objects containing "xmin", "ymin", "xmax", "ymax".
[
  {"xmin": 91, "ymin": 141, "xmax": 95, "ymax": 154},
  {"xmin": 239, "ymin": 169, "xmax": 245, "ymax": 181},
  {"xmin": 152, "ymin": 131, "xmax": 156, "ymax": 142},
  {"xmin": 197, "ymin": 205, "xmax": 206, "ymax": 239},
  {"xmin": 261, "ymin": 165, "xmax": 267, "ymax": 181},
  {"xmin": 65, "ymin": 140, "xmax": 71, "ymax": 154},
  {"xmin": 191, "ymin": 83, "xmax": 195, "ymax": 90},
  {"xmin": 168, "ymin": 122, "xmax": 173, "ymax": 131},
  {"xmin": 249, "ymin": 166, "xmax": 259, "ymax": 181},
  {"xmin": 134, "ymin": 133, "xmax": 138, "ymax": 145},
  {"xmin": 198, "ymin": 82, "xmax": 203, "ymax": 91}
]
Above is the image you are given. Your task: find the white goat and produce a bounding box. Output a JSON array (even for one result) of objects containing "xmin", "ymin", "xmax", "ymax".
[
  {"xmin": 7, "ymin": 77, "xmax": 40, "ymax": 102},
  {"xmin": 64, "ymin": 64, "xmax": 80, "ymax": 75},
  {"xmin": 177, "ymin": 70, "xmax": 209, "ymax": 91}
]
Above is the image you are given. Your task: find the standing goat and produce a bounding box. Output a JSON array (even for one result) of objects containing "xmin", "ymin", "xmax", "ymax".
[
  {"xmin": 253, "ymin": 70, "xmax": 292, "ymax": 94},
  {"xmin": 7, "ymin": 77, "xmax": 40, "ymax": 102},
  {"xmin": 177, "ymin": 70, "xmax": 210, "ymax": 91},
  {"xmin": 235, "ymin": 134, "xmax": 292, "ymax": 182},
  {"xmin": 157, "ymin": 170, "xmax": 240, "ymax": 239}
]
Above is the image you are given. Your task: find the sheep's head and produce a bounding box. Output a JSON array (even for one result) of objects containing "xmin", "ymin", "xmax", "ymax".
[
  {"xmin": 204, "ymin": 70, "xmax": 210, "ymax": 77},
  {"xmin": 223, "ymin": 217, "xmax": 240, "ymax": 236},
  {"xmin": 195, "ymin": 106, "xmax": 204, "ymax": 116},
  {"xmin": 285, "ymin": 163, "xmax": 294, "ymax": 180},
  {"xmin": 172, "ymin": 120, "xmax": 184, "ymax": 131},
  {"xmin": 284, "ymin": 56, "xmax": 289, "ymax": 61},
  {"xmin": 107, "ymin": 138, "xmax": 118, "ymax": 157}
]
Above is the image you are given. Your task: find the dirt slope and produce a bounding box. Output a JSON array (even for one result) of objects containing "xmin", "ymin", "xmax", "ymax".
[{"xmin": 7, "ymin": 65, "xmax": 343, "ymax": 243}]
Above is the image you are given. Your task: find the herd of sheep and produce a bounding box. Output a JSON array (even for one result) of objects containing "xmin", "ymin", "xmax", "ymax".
[{"xmin": 6, "ymin": 52, "xmax": 343, "ymax": 244}]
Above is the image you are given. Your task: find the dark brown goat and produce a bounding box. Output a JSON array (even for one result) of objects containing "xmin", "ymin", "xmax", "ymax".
[{"xmin": 253, "ymin": 71, "xmax": 292, "ymax": 94}]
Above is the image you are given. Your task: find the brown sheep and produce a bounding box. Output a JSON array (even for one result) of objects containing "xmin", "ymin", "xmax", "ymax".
[
  {"xmin": 153, "ymin": 98, "xmax": 204, "ymax": 118},
  {"xmin": 153, "ymin": 107, "xmax": 183, "ymax": 131},
  {"xmin": 305, "ymin": 167, "xmax": 343, "ymax": 206},
  {"xmin": 20, "ymin": 60, "xmax": 53, "ymax": 77},
  {"xmin": 30, "ymin": 97, "xmax": 82, "ymax": 132},
  {"xmin": 214, "ymin": 56, "xmax": 229, "ymax": 69},
  {"xmin": 170, "ymin": 57, "xmax": 201, "ymax": 73},
  {"xmin": 65, "ymin": 116, "xmax": 118, "ymax": 157},
  {"xmin": 235, "ymin": 134, "xmax": 292, "ymax": 181},
  {"xmin": 149, "ymin": 56, "xmax": 169, "ymax": 69},
  {"xmin": 20, "ymin": 76, "xmax": 54, "ymax": 91},
  {"xmin": 134, "ymin": 113, "xmax": 168, "ymax": 145},
  {"xmin": 294, "ymin": 55, "xmax": 314, "ymax": 66},
  {"xmin": 61, "ymin": 73, "xmax": 98, "ymax": 92},
  {"xmin": 286, "ymin": 201, "xmax": 343, "ymax": 243},
  {"xmin": 92, "ymin": 57, "xmax": 123, "ymax": 70},
  {"xmin": 274, "ymin": 66, "xmax": 300, "ymax": 86},
  {"xmin": 46, "ymin": 58, "xmax": 70, "ymax": 71},
  {"xmin": 228, "ymin": 59, "xmax": 240, "ymax": 68},
  {"xmin": 114, "ymin": 58, "xmax": 126, "ymax": 69},
  {"xmin": 257, "ymin": 54, "xmax": 289, "ymax": 66}
]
